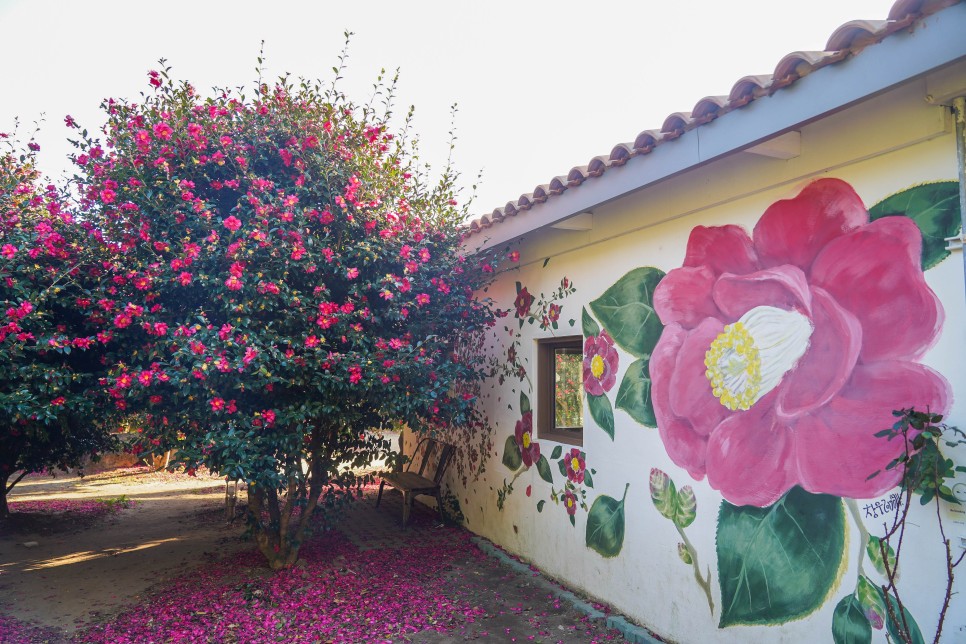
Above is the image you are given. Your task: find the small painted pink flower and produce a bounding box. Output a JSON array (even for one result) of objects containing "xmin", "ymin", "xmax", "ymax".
[
  {"xmin": 583, "ymin": 330, "xmax": 618, "ymax": 395},
  {"xmin": 514, "ymin": 411, "xmax": 539, "ymax": 467},
  {"xmin": 563, "ymin": 490, "xmax": 578, "ymax": 515},
  {"xmin": 514, "ymin": 288, "xmax": 534, "ymax": 318},
  {"xmin": 565, "ymin": 448, "xmax": 586, "ymax": 484}
]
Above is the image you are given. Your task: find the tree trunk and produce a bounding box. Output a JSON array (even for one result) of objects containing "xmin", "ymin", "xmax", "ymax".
[
  {"xmin": 245, "ymin": 425, "xmax": 332, "ymax": 570},
  {"xmin": 0, "ymin": 473, "xmax": 9, "ymax": 519}
]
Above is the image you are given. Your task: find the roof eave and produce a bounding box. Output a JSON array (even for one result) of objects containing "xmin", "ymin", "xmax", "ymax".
[{"xmin": 466, "ymin": 3, "xmax": 966, "ymax": 251}]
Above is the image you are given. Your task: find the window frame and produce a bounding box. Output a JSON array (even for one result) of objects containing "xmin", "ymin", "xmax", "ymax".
[{"xmin": 536, "ymin": 335, "xmax": 584, "ymax": 446}]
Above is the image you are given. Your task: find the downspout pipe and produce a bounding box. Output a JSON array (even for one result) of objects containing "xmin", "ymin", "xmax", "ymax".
[{"xmin": 955, "ymin": 96, "xmax": 966, "ymax": 305}]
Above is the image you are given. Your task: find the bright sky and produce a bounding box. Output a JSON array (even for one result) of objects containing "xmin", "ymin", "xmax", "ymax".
[{"xmin": 0, "ymin": 0, "xmax": 898, "ymax": 216}]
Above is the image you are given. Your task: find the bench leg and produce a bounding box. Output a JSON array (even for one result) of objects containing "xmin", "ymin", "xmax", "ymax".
[
  {"xmin": 435, "ymin": 490, "xmax": 445, "ymax": 524},
  {"xmin": 402, "ymin": 492, "xmax": 412, "ymax": 529},
  {"xmin": 376, "ymin": 480, "xmax": 386, "ymax": 508}
]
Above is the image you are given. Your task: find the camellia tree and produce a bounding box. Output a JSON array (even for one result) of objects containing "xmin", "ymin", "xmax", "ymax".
[
  {"xmin": 71, "ymin": 62, "xmax": 498, "ymax": 568},
  {"xmin": 0, "ymin": 136, "xmax": 116, "ymax": 518}
]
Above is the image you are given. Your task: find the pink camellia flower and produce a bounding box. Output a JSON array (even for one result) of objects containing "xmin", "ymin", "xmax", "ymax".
[
  {"xmin": 513, "ymin": 287, "xmax": 533, "ymax": 318},
  {"xmin": 547, "ymin": 304, "xmax": 561, "ymax": 323},
  {"xmin": 565, "ymin": 448, "xmax": 586, "ymax": 484},
  {"xmin": 222, "ymin": 216, "xmax": 242, "ymax": 232},
  {"xmin": 514, "ymin": 411, "xmax": 540, "ymax": 467},
  {"xmin": 209, "ymin": 398, "xmax": 225, "ymax": 412},
  {"xmin": 1, "ymin": 244, "xmax": 17, "ymax": 258},
  {"xmin": 650, "ymin": 178, "xmax": 949, "ymax": 507},
  {"xmin": 152, "ymin": 122, "xmax": 173, "ymax": 140},
  {"xmin": 563, "ymin": 489, "xmax": 578, "ymax": 516},
  {"xmin": 583, "ymin": 330, "xmax": 618, "ymax": 396}
]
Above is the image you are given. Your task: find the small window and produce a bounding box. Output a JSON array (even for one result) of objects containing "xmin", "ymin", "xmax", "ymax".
[{"xmin": 537, "ymin": 336, "xmax": 583, "ymax": 445}]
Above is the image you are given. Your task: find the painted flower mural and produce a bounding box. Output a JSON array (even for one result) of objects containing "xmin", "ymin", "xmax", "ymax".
[
  {"xmin": 565, "ymin": 448, "xmax": 586, "ymax": 484},
  {"xmin": 583, "ymin": 331, "xmax": 619, "ymax": 396},
  {"xmin": 514, "ymin": 410, "xmax": 540, "ymax": 468},
  {"xmin": 514, "ymin": 287, "xmax": 534, "ymax": 318},
  {"xmin": 651, "ymin": 178, "xmax": 950, "ymax": 507}
]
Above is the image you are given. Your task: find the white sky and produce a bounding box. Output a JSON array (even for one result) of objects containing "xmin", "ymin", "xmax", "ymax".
[{"xmin": 0, "ymin": 0, "xmax": 898, "ymax": 216}]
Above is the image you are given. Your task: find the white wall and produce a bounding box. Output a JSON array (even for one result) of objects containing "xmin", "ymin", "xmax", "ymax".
[{"xmin": 454, "ymin": 72, "xmax": 966, "ymax": 643}]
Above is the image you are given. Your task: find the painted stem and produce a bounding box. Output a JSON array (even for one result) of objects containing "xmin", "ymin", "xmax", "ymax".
[
  {"xmin": 676, "ymin": 523, "xmax": 715, "ymax": 616},
  {"xmin": 845, "ymin": 498, "xmax": 870, "ymax": 580}
]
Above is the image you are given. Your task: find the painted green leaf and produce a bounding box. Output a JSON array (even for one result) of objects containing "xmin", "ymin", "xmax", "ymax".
[
  {"xmin": 502, "ymin": 435, "xmax": 522, "ymax": 471},
  {"xmin": 557, "ymin": 459, "xmax": 567, "ymax": 477},
  {"xmin": 832, "ymin": 595, "xmax": 872, "ymax": 644},
  {"xmin": 587, "ymin": 393, "xmax": 614, "ymax": 439},
  {"xmin": 569, "ymin": 513, "xmax": 576, "ymax": 527},
  {"xmin": 586, "ymin": 484, "xmax": 629, "ymax": 558},
  {"xmin": 675, "ymin": 485, "xmax": 697, "ymax": 528},
  {"xmin": 615, "ymin": 358, "xmax": 656, "ymax": 427},
  {"xmin": 520, "ymin": 391, "xmax": 531, "ymax": 414},
  {"xmin": 857, "ymin": 576, "xmax": 886, "ymax": 630},
  {"xmin": 677, "ymin": 543, "xmax": 693, "ymax": 565},
  {"xmin": 537, "ymin": 500, "xmax": 546, "ymax": 513},
  {"xmin": 582, "ymin": 307, "xmax": 600, "ymax": 338},
  {"xmin": 868, "ymin": 181, "xmax": 961, "ymax": 271},
  {"xmin": 716, "ymin": 487, "xmax": 846, "ymax": 627},
  {"xmin": 536, "ymin": 455, "xmax": 554, "ymax": 484},
  {"xmin": 584, "ymin": 470, "xmax": 594, "ymax": 488},
  {"xmin": 866, "ymin": 536, "xmax": 898, "ymax": 580},
  {"xmin": 649, "ymin": 468, "xmax": 677, "ymax": 521},
  {"xmin": 550, "ymin": 445, "xmax": 562, "ymax": 460},
  {"xmin": 589, "ymin": 267, "xmax": 666, "ymax": 358},
  {"xmin": 874, "ymin": 586, "xmax": 924, "ymax": 644}
]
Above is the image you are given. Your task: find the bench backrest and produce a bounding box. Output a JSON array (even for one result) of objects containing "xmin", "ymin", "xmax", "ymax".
[{"xmin": 408, "ymin": 436, "xmax": 455, "ymax": 485}]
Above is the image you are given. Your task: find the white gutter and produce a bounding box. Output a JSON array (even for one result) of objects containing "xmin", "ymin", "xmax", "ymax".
[{"xmin": 468, "ymin": 3, "xmax": 966, "ymax": 251}]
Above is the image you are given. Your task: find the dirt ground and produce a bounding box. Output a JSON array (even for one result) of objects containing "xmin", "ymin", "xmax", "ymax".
[
  {"xmin": 0, "ymin": 468, "xmax": 639, "ymax": 643},
  {"xmin": 0, "ymin": 467, "xmax": 248, "ymax": 634}
]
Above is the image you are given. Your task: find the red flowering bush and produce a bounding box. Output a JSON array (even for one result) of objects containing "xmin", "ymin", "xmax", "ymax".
[
  {"xmin": 0, "ymin": 138, "xmax": 115, "ymax": 518},
  {"xmin": 71, "ymin": 64, "xmax": 497, "ymax": 568}
]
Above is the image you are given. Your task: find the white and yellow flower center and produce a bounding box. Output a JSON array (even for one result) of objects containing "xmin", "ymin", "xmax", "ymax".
[
  {"xmin": 705, "ymin": 306, "xmax": 813, "ymax": 411},
  {"xmin": 522, "ymin": 432, "xmax": 531, "ymax": 449},
  {"xmin": 590, "ymin": 354, "xmax": 605, "ymax": 379}
]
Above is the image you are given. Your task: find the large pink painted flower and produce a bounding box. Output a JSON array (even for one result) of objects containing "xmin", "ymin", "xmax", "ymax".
[{"xmin": 651, "ymin": 179, "xmax": 949, "ymax": 507}]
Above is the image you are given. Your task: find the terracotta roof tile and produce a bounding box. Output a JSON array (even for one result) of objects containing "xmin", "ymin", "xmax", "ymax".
[{"xmin": 466, "ymin": 0, "xmax": 962, "ymax": 237}]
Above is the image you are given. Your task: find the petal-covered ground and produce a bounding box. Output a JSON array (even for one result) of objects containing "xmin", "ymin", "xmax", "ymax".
[{"xmin": 1, "ymin": 472, "xmax": 636, "ymax": 643}]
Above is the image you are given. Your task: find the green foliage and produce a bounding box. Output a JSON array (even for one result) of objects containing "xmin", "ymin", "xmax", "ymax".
[
  {"xmin": 832, "ymin": 594, "xmax": 872, "ymax": 644},
  {"xmin": 615, "ymin": 358, "xmax": 655, "ymax": 427},
  {"xmin": 588, "ymin": 267, "xmax": 665, "ymax": 358},
  {"xmin": 585, "ymin": 483, "xmax": 628, "ymax": 558},
  {"xmin": 716, "ymin": 488, "xmax": 846, "ymax": 627},
  {"xmin": 868, "ymin": 181, "xmax": 961, "ymax": 271},
  {"xmin": 586, "ymin": 393, "xmax": 614, "ymax": 439},
  {"xmin": 649, "ymin": 468, "xmax": 696, "ymax": 528},
  {"xmin": 535, "ymin": 454, "xmax": 553, "ymax": 484},
  {"xmin": 581, "ymin": 306, "xmax": 599, "ymax": 337},
  {"xmin": 502, "ymin": 435, "xmax": 522, "ymax": 471},
  {"xmin": 871, "ymin": 408, "xmax": 965, "ymax": 506}
]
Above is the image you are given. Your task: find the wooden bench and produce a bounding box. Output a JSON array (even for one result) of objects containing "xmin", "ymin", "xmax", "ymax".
[{"xmin": 376, "ymin": 436, "xmax": 455, "ymax": 528}]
